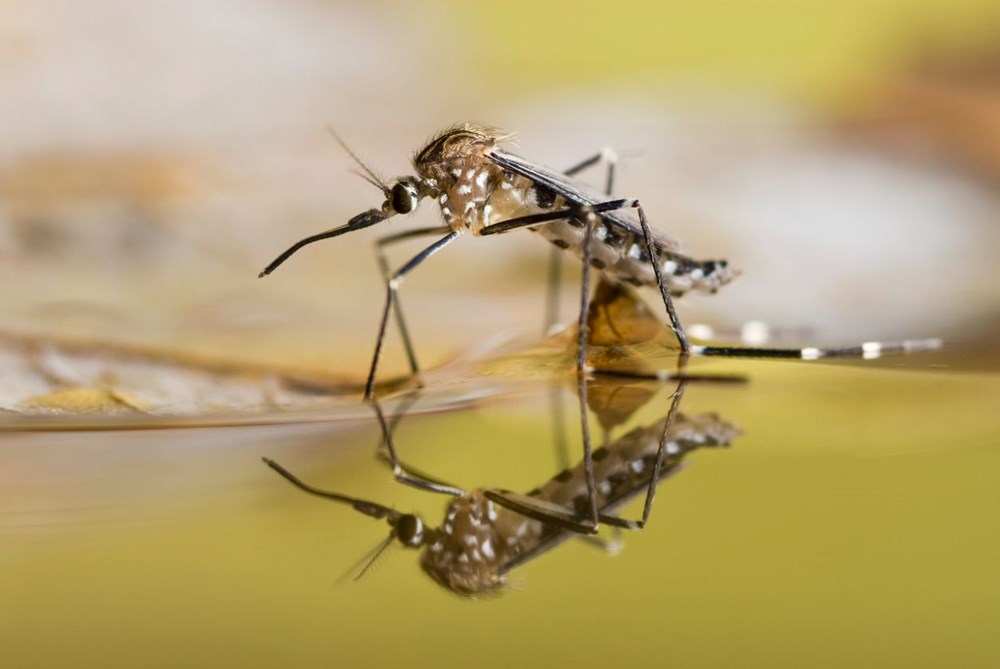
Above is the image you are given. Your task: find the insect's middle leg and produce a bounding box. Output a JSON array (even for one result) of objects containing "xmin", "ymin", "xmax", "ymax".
[
  {"xmin": 545, "ymin": 149, "xmax": 619, "ymax": 333},
  {"xmin": 480, "ymin": 198, "xmax": 692, "ymax": 352}
]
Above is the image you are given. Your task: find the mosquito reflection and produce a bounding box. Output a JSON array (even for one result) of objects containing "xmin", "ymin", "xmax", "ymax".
[{"xmin": 263, "ymin": 376, "xmax": 740, "ymax": 596}]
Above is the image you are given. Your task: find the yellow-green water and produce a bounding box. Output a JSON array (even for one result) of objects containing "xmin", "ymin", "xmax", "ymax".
[{"xmin": 3, "ymin": 353, "xmax": 998, "ymax": 668}]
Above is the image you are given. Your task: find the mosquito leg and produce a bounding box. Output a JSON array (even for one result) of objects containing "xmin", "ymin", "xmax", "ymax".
[
  {"xmin": 372, "ymin": 389, "xmax": 422, "ymax": 459},
  {"xmin": 635, "ymin": 377, "xmax": 688, "ymax": 528},
  {"xmin": 479, "ymin": 199, "xmax": 637, "ymax": 237},
  {"xmin": 634, "ymin": 202, "xmax": 692, "ymax": 354},
  {"xmin": 544, "ymin": 149, "xmax": 619, "ymax": 334},
  {"xmin": 577, "ymin": 224, "xmax": 600, "ymax": 529},
  {"xmin": 548, "ymin": 147, "xmax": 618, "ymax": 466},
  {"xmin": 374, "ymin": 226, "xmax": 452, "ymax": 377},
  {"xmin": 365, "ymin": 230, "xmax": 461, "ymax": 401},
  {"xmin": 370, "ymin": 391, "xmax": 463, "ymax": 491},
  {"xmin": 369, "ymin": 398, "xmax": 465, "ymax": 497}
]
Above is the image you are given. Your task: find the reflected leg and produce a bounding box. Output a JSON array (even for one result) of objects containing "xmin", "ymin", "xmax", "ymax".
[{"xmin": 369, "ymin": 398, "xmax": 465, "ymax": 497}]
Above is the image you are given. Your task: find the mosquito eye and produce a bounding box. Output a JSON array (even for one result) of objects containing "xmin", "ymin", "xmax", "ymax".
[
  {"xmin": 391, "ymin": 183, "xmax": 416, "ymax": 214},
  {"xmin": 396, "ymin": 514, "xmax": 424, "ymax": 546}
]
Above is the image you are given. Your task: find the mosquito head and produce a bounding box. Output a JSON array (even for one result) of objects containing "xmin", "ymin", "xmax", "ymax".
[
  {"xmin": 384, "ymin": 177, "xmax": 422, "ymax": 216},
  {"xmin": 392, "ymin": 512, "xmax": 426, "ymax": 547}
]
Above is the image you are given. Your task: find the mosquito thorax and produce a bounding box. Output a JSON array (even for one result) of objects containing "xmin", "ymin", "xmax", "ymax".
[{"xmin": 395, "ymin": 513, "xmax": 425, "ymax": 548}]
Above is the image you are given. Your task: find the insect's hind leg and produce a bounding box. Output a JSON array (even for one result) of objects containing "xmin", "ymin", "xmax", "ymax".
[
  {"xmin": 600, "ymin": 377, "xmax": 688, "ymax": 531},
  {"xmin": 635, "ymin": 202, "xmax": 692, "ymax": 354},
  {"xmin": 629, "ymin": 202, "xmax": 941, "ymax": 360}
]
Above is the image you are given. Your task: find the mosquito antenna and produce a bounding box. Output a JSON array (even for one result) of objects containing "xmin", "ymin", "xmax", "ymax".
[
  {"xmin": 351, "ymin": 169, "xmax": 390, "ymax": 194},
  {"xmin": 327, "ymin": 125, "xmax": 390, "ymax": 196},
  {"xmin": 334, "ymin": 530, "xmax": 398, "ymax": 584}
]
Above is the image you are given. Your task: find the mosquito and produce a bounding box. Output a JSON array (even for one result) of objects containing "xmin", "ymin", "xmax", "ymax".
[
  {"xmin": 260, "ymin": 122, "xmax": 940, "ymax": 401},
  {"xmin": 262, "ymin": 379, "xmax": 740, "ymax": 596},
  {"xmin": 259, "ymin": 123, "xmax": 939, "ymax": 531}
]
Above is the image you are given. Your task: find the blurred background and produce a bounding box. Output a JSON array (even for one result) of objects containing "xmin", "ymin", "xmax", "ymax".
[{"xmin": 1, "ymin": 0, "xmax": 998, "ymax": 397}]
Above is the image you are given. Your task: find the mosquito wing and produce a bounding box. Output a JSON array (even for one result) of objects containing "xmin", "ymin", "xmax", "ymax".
[{"xmin": 486, "ymin": 147, "xmax": 685, "ymax": 253}]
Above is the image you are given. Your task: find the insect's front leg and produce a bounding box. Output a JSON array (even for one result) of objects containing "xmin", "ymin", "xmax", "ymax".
[
  {"xmin": 374, "ymin": 226, "xmax": 452, "ymax": 378},
  {"xmin": 369, "ymin": 397, "xmax": 466, "ymax": 497},
  {"xmin": 365, "ymin": 230, "xmax": 461, "ymax": 401}
]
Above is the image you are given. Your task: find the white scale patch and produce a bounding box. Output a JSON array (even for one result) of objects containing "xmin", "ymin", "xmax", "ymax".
[{"xmin": 481, "ymin": 539, "xmax": 495, "ymax": 560}]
